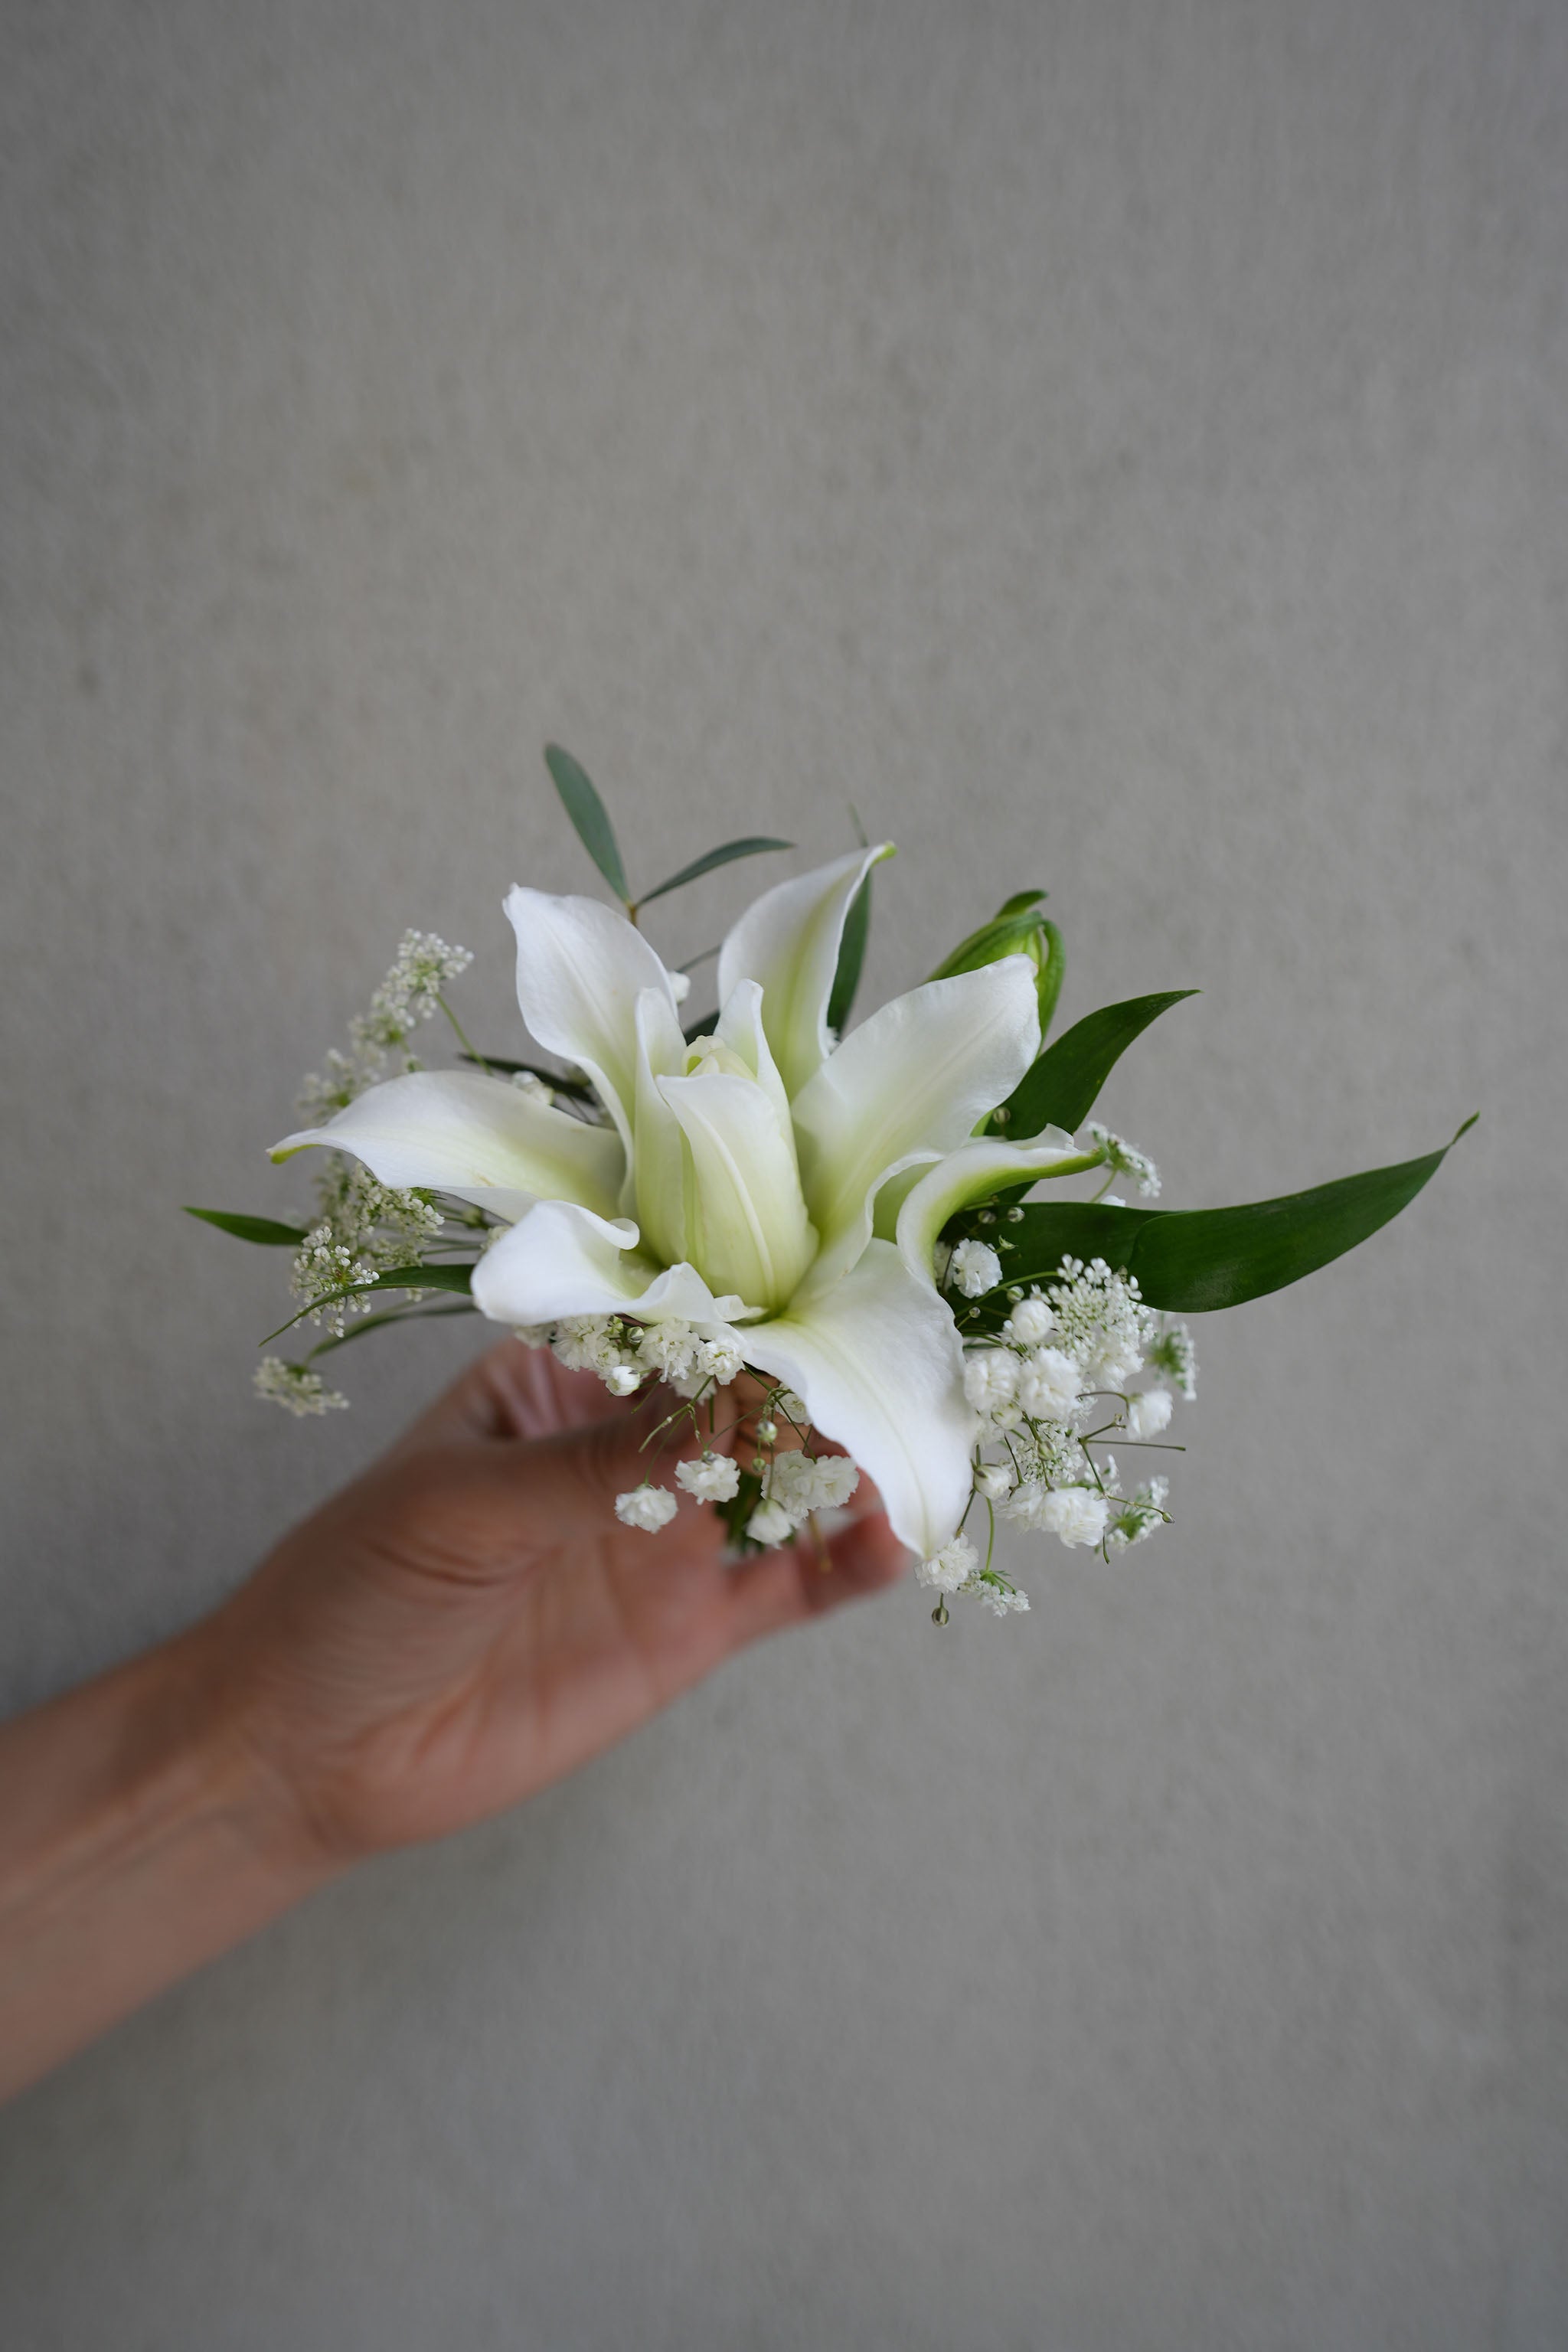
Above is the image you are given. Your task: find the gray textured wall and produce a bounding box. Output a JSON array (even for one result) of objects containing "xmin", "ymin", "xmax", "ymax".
[{"xmin": 2, "ymin": 3, "xmax": 1563, "ymax": 2345}]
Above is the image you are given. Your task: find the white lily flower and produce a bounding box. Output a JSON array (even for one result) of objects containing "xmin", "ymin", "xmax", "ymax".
[{"xmin": 270, "ymin": 848, "xmax": 1100, "ymax": 1558}]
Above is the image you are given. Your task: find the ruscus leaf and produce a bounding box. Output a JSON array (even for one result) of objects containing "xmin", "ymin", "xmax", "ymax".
[
  {"xmin": 956, "ymin": 1118, "xmax": 1475, "ymax": 1319},
  {"xmin": 258, "ymin": 1261, "xmax": 477, "ymax": 1347},
  {"xmin": 544, "ymin": 743, "xmax": 631, "ymax": 903},
  {"xmin": 305, "ymin": 1300, "xmax": 479, "ymax": 1361},
  {"xmin": 456, "ymin": 1052, "xmax": 596, "ymax": 1099},
  {"xmin": 185, "ymin": 1207, "xmax": 309, "ymax": 1246},
  {"xmin": 635, "ymin": 837, "xmax": 793, "ymax": 910},
  {"xmin": 827, "ymin": 872, "xmax": 873, "ymax": 1035},
  {"xmin": 1002, "ymin": 990, "xmax": 1197, "ymax": 1137}
]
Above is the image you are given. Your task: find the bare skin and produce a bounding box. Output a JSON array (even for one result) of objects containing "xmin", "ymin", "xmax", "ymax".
[{"xmin": 0, "ymin": 1340, "xmax": 903, "ymax": 2103}]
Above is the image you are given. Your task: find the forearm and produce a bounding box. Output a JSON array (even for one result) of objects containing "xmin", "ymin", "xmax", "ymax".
[{"xmin": 0, "ymin": 1626, "xmax": 335, "ymax": 2104}]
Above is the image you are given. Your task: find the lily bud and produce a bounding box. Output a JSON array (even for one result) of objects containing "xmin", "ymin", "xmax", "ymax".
[{"xmin": 926, "ymin": 897, "xmax": 1064, "ymax": 1043}]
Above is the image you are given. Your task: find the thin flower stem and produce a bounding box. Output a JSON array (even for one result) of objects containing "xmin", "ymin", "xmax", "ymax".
[{"xmin": 436, "ymin": 994, "xmax": 491, "ymax": 1076}]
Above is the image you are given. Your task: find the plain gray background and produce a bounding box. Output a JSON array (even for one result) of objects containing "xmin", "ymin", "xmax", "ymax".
[{"xmin": 2, "ymin": 2, "xmax": 1563, "ymax": 2344}]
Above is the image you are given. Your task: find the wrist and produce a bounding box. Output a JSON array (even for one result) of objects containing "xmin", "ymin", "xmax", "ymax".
[
  {"xmin": 150, "ymin": 1618, "xmax": 352, "ymax": 1902},
  {"xmin": 0, "ymin": 1625, "xmax": 341, "ymax": 2102}
]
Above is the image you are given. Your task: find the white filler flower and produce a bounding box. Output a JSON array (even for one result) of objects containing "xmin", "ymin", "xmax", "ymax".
[
  {"xmin": 614, "ymin": 1484, "xmax": 679, "ymax": 1532},
  {"xmin": 270, "ymin": 848, "xmax": 1099, "ymax": 1559},
  {"xmin": 675, "ymin": 1452, "xmax": 742, "ymax": 1503}
]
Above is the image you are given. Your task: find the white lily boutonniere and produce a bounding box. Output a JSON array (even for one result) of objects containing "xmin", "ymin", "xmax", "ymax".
[
  {"xmin": 270, "ymin": 846, "xmax": 1099, "ymax": 1560},
  {"xmin": 191, "ymin": 743, "xmax": 1470, "ymax": 1622}
]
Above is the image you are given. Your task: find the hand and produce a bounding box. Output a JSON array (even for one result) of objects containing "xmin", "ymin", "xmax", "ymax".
[
  {"xmin": 203, "ymin": 1339, "xmax": 905, "ymax": 1869},
  {"xmin": 0, "ymin": 1338, "xmax": 901, "ymax": 2104}
]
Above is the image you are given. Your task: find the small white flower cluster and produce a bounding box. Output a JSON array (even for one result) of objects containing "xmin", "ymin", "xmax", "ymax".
[
  {"xmin": 747, "ymin": 1449, "xmax": 860, "ymax": 1546},
  {"xmin": 253, "ymin": 1357, "xmax": 349, "ymax": 1416},
  {"xmin": 1145, "ymin": 1321, "xmax": 1197, "ymax": 1400},
  {"xmin": 1086, "ymin": 1124, "xmax": 1161, "ymax": 1198},
  {"xmin": 619, "ymin": 1443, "xmax": 858, "ymax": 1549},
  {"xmin": 921, "ymin": 1255, "xmax": 1198, "ymax": 1616},
  {"xmin": 542, "ymin": 1314, "xmax": 746, "ymax": 1399},
  {"xmin": 289, "ymin": 1162, "xmax": 446, "ymax": 1338},
  {"xmin": 299, "ymin": 931, "xmax": 473, "ymax": 1116},
  {"xmin": 947, "ymin": 1237, "xmax": 1003, "ymax": 1298},
  {"xmin": 534, "ymin": 1309, "xmax": 860, "ymax": 1551},
  {"xmin": 916, "ymin": 1531, "xmax": 1030, "ymax": 1618},
  {"xmin": 1104, "ymin": 1468, "xmax": 1172, "ymax": 1550}
]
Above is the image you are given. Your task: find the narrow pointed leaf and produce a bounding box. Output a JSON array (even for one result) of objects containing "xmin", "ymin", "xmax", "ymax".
[
  {"xmin": 826, "ymin": 872, "xmax": 872, "ymax": 1035},
  {"xmin": 185, "ymin": 1207, "xmax": 309, "ymax": 1246},
  {"xmin": 635, "ymin": 837, "xmax": 792, "ymax": 910},
  {"xmin": 544, "ymin": 743, "xmax": 630, "ymax": 903},
  {"xmin": 1003, "ymin": 989, "xmax": 1197, "ymax": 1136},
  {"xmin": 305, "ymin": 1300, "xmax": 479, "ymax": 1361},
  {"xmin": 456, "ymin": 1052, "xmax": 596, "ymax": 1099},
  {"xmin": 995, "ymin": 890, "xmax": 1046, "ymax": 917},
  {"xmin": 259, "ymin": 1260, "xmax": 476, "ymax": 1347},
  {"xmin": 956, "ymin": 1119, "xmax": 1475, "ymax": 1320}
]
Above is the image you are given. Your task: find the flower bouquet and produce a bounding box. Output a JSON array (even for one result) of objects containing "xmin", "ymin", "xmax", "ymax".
[{"xmin": 189, "ymin": 746, "xmax": 1471, "ymax": 1622}]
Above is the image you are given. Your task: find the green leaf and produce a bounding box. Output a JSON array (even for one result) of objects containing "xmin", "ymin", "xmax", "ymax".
[
  {"xmin": 362, "ymin": 1262, "xmax": 475, "ymax": 1295},
  {"xmin": 718, "ymin": 1467, "xmax": 766, "ymax": 1554},
  {"xmin": 956, "ymin": 1118, "xmax": 1476, "ymax": 1319},
  {"xmin": 456, "ymin": 1052, "xmax": 596, "ymax": 1099},
  {"xmin": 827, "ymin": 873, "xmax": 873, "ymax": 1035},
  {"xmin": 995, "ymin": 889, "xmax": 1047, "ymax": 917},
  {"xmin": 185, "ymin": 1207, "xmax": 309, "ymax": 1247},
  {"xmin": 544, "ymin": 743, "xmax": 630, "ymax": 903},
  {"xmin": 1002, "ymin": 990, "xmax": 1197, "ymax": 1137},
  {"xmin": 635, "ymin": 837, "xmax": 792, "ymax": 910},
  {"xmin": 258, "ymin": 1261, "xmax": 476, "ymax": 1348},
  {"xmin": 304, "ymin": 1300, "xmax": 479, "ymax": 1361}
]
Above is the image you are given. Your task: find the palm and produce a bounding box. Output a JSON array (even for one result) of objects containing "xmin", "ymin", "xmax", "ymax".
[{"xmin": 216, "ymin": 1339, "xmax": 903, "ymax": 1862}]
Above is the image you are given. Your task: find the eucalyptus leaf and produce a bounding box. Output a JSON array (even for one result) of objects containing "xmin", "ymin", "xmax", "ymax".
[
  {"xmin": 185, "ymin": 1207, "xmax": 309, "ymax": 1247},
  {"xmin": 635, "ymin": 837, "xmax": 792, "ymax": 910},
  {"xmin": 956, "ymin": 1118, "xmax": 1475, "ymax": 1320},
  {"xmin": 1002, "ymin": 989, "xmax": 1197, "ymax": 1137},
  {"xmin": 544, "ymin": 743, "xmax": 630, "ymax": 903},
  {"xmin": 827, "ymin": 872, "xmax": 873, "ymax": 1035}
]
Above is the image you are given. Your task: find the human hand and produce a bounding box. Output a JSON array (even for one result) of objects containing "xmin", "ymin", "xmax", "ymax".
[{"xmin": 201, "ymin": 1339, "xmax": 905, "ymax": 1871}]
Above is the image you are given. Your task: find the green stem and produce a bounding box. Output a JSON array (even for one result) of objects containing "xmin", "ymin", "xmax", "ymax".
[{"xmin": 436, "ymin": 994, "xmax": 492, "ymax": 1076}]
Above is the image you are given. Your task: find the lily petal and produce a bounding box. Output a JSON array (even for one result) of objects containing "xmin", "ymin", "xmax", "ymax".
[
  {"xmin": 269, "ymin": 1070, "xmax": 626, "ymax": 1223},
  {"xmin": 789, "ymin": 957, "xmax": 1042, "ymax": 1287},
  {"xmin": 472, "ymin": 1200, "xmax": 752, "ymax": 1328},
  {"xmin": 714, "ymin": 978, "xmax": 794, "ymax": 1139},
  {"xmin": 893, "ymin": 1132, "xmax": 1102, "ymax": 1288},
  {"xmin": 632, "ymin": 986, "xmax": 692, "ymax": 1263},
  {"xmin": 744, "ymin": 1239, "xmax": 977, "ymax": 1559},
  {"xmin": 717, "ymin": 843, "xmax": 893, "ymax": 1099},
  {"xmin": 655, "ymin": 1069, "xmax": 818, "ymax": 1313},
  {"xmin": 505, "ymin": 887, "xmax": 680, "ymax": 1156}
]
